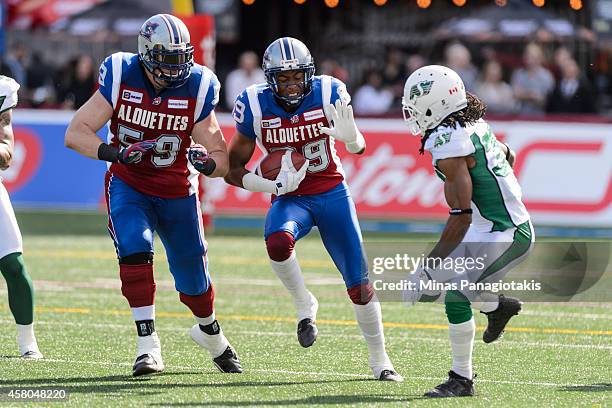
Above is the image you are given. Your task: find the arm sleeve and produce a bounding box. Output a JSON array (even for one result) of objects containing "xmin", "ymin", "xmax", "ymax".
[
  {"xmin": 195, "ymin": 71, "xmax": 221, "ymax": 123},
  {"xmin": 233, "ymin": 90, "xmax": 257, "ymax": 140},
  {"xmin": 97, "ymin": 55, "xmax": 114, "ymax": 105},
  {"xmin": 0, "ymin": 76, "xmax": 20, "ymax": 112},
  {"xmin": 330, "ymin": 77, "xmax": 351, "ymax": 105}
]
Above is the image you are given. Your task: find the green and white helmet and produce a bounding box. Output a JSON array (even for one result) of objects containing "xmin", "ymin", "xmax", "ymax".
[
  {"xmin": 402, "ymin": 65, "xmax": 467, "ymax": 135},
  {"xmin": 137, "ymin": 14, "xmax": 194, "ymax": 88}
]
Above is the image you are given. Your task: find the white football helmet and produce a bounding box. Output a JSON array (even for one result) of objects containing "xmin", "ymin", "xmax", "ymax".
[{"xmin": 401, "ymin": 65, "xmax": 467, "ymax": 135}]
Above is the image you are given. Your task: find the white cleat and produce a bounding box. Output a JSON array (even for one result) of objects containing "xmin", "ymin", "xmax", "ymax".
[
  {"xmin": 19, "ymin": 340, "xmax": 43, "ymax": 360},
  {"xmin": 372, "ymin": 366, "xmax": 404, "ymax": 382},
  {"xmin": 20, "ymin": 349, "xmax": 44, "ymax": 360},
  {"xmin": 190, "ymin": 324, "xmax": 243, "ymax": 373},
  {"xmin": 133, "ymin": 333, "xmax": 164, "ymax": 377}
]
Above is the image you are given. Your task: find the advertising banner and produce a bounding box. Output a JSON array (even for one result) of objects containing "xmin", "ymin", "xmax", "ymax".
[{"xmin": 5, "ymin": 111, "xmax": 611, "ymax": 227}]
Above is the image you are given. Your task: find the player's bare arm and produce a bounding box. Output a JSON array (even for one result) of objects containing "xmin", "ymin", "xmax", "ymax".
[
  {"xmin": 191, "ymin": 111, "xmax": 229, "ymax": 178},
  {"xmin": 224, "ymin": 131, "xmax": 256, "ymax": 188},
  {"xmin": 64, "ymin": 91, "xmax": 113, "ymax": 159},
  {"xmin": 0, "ymin": 109, "xmax": 14, "ymax": 170},
  {"xmin": 427, "ymin": 156, "xmax": 473, "ymax": 261}
]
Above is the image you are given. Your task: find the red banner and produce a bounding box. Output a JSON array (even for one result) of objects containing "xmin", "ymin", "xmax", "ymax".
[{"xmin": 180, "ymin": 14, "xmax": 215, "ymax": 70}]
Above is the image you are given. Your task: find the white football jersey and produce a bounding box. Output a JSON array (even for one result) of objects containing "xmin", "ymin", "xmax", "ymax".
[
  {"xmin": 0, "ymin": 75, "xmax": 19, "ymax": 113},
  {"xmin": 425, "ymin": 119, "xmax": 530, "ymax": 233}
]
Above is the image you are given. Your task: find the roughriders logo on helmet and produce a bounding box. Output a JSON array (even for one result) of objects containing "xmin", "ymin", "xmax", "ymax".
[
  {"xmin": 402, "ymin": 65, "xmax": 467, "ymax": 135},
  {"xmin": 409, "ymin": 80, "xmax": 433, "ymax": 101}
]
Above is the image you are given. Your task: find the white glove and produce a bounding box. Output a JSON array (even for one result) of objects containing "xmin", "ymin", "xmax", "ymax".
[
  {"xmin": 274, "ymin": 151, "xmax": 309, "ymax": 196},
  {"xmin": 402, "ymin": 266, "xmax": 430, "ymax": 307},
  {"xmin": 320, "ymin": 99, "xmax": 366, "ymax": 153}
]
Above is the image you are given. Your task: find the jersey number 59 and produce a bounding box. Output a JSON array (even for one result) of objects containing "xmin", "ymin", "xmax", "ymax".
[{"xmin": 117, "ymin": 124, "xmax": 181, "ymax": 167}]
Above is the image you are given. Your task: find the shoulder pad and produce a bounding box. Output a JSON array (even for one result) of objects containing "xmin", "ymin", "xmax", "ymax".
[
  {"xmin": 0, "ymin": 76, "xmax": 19, "ymax": 112},
  {"xmin": 425, "ymin": 124, "xmax": 475, "ymax": 162}
]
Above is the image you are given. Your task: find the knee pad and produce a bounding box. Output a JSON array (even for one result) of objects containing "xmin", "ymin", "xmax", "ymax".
[
  {"xmin": 179, "ymin": 284, "xmax": 214, "ymax": 318},
  {"xmin": 445, "ymin": 291, "xmax": 473, "ymax": 324},
  {"xmin": 266, "ymin": 231, "xmax": 295, "ymax": 262},
  {"xmin": 347, "ymin": 283, "xmax": 374, "ymax": 305},
  {"xmin": 120, "ymin": 252, "xmax": 153, "ymax": 265},
  {"xmin": 119, "ymin": 263, "xmax": 155, "ymax": 308},
  {"xmin": 0, "ymin": 252, "xmax": 28, "ymax": 281}
]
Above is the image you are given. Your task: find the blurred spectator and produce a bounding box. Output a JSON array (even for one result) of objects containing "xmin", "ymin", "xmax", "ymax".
[
  {"xmin": 353, "ymin": 70, "xmax": 393, "ymax": 116},
  {"xmin": 0, "ymin": 60, "xmax": 14, "ymax": 78},
  {"xmin": 3, "ymin": 42, "xmax": 28, "ymax": 87},
  {"xmin": 553, "ymin": 46, "xmax": 572, "ymax": 78},
  {"xmin": 224, "ymin": 51, "xmax": 265, "ymax": 110},
  {"xmin": 319, "ymin": 58, "xmax": 349, "ymax": 83},
  {"xmin": 58, "ymin": 55, "xmax": 96, "ymax": 110},
  {"xmin": 381, "ymin": 48, "xmax": 405, "ymax": 106},
  {"xmin": 26, "ymin": 53, "xmax": 54, "ymax": 107},
  {"xmin": 511, "ymin": 43, "xmax": 554, "ymax": 115},
  {"xmin": 405, "ymin": 54, "xmax": 427, "ymax": 76},
  {"xmin": 475, "ymin": 60, "xmax": 516, "ymax": 115},
  {"xmin": 444, "ymin": 42, "xmax": 479, "ymax": 91},
  {"xmin": 546, "ymin": 59, "xmax": 596, "ymax": 114}
]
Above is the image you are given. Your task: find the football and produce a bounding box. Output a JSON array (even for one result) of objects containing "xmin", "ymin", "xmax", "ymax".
[{"xmin": 256, "ymin": 149, "xmax": 307, "ymax": 180}]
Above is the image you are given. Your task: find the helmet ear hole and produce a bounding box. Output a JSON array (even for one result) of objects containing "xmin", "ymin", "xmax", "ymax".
[{"xmin": 425, "ymin": 109, "xmax": 432, "ymax": 116}]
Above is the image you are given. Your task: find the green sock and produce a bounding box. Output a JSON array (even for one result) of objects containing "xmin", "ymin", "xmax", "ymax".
[{"xmin": 0, "ymin": 253, "xmax": 34, "ymax": 325}]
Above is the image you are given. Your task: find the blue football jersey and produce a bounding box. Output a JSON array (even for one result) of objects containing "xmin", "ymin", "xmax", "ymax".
[
  {"xmin": 232, "ymin": 75, "xmax": 351, "ymax": 195},
  {"xmin": 98, "ymin": 52, "xmax": 220, "ymax": 198}
]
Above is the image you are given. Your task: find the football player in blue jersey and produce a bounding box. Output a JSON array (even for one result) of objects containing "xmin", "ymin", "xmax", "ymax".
[
  {"xmin": 65, "ymin": 14, "xmax": 241, "ymax": 376},
  {"xmin": 224, "ymin": 37, "xmax": 402, "ymax": 382}
]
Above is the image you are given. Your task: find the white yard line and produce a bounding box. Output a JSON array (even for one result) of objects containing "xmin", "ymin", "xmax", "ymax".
[
  {"xmin": 5, "ymin": 357, "xmax": 608, "ymax": 389},
  {"xmin": 1, "ymin": 319, "xmax": 610, "ymax": 350}
]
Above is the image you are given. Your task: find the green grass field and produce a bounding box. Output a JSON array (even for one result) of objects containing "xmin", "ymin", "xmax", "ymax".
[{"xmin": 0, "ymin": 215, "xmax": 610, "ymax": 407}]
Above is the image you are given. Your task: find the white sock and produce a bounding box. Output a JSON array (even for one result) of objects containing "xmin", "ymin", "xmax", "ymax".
[
  {"xmin": 131, "ymin": 305, "xmax": 155, "ymax": 321},
  {"xmin": 471, "ymin": 293, "xmax": 499, "ymax": 314},
  {"xmin": 17, "ymin": 324, "xmax": 39, "ymax": 354},
  {"xmin": 191, "ymin": 324, "xmax": 229, "ymax": 358},
  {"xmin": 195, "ymin": 312, "xmax": 216, "ymax": 327},
  {"xmin": 17, "ymin": 324, "xmax": 35, "ymax": 344},
  {"xmin": 270, "ymin": 253, "xmax": 315, "ymax": 321},
  {"xmin": 192, "ymin": 312, "xmax": 228, "ymax": 358},
  {"xmin": 449, "ymin": 317, "xmax": 475, "ymax": 379},
  {"xmin": 353, "ymin": 300, "xmax": 392, "ymax": 373}
]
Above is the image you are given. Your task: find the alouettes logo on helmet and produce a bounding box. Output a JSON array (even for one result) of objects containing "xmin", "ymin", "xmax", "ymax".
[{"xmin": 140, "ymin": 21, "xmax": 159, "ymax": 41}]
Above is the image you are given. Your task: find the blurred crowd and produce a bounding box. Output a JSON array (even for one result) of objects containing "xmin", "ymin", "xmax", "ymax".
[
  {"xmin": 349, "ymin": 42, "xmax": 603, "ymax": 117},
  {"xmin": 0, "ymin": 40, "xmax": 607, "ymax": 118}
]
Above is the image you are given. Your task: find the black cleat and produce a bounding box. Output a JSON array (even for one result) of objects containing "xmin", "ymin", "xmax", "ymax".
[
  {"xmin": 378, "ymin": 369, "xmax": 404, "ymax": 382},
  {"xmin": 297, "ymin": 318, "xmax": 318, "ymax": 348},
  {"xmin": 213, "ymin": 346, "xmax": 243, "ymax": 373},
  {"xmin": 132, "ymin": 353, "xmax": 164, "ymax": 377},
  {"xmin": 424, "ymin": 371, "xmax": 475, "ymax": 398},
  {"xmin": 482, "ymin": 295, "xmax": 523, "ymax": 343}
]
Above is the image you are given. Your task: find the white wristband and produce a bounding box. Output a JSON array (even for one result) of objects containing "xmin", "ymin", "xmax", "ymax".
[
  {"xmin": 345, "ymin": 131, "xmax": 366, "ymax": 153},
  {"xmin": 242, "ymin": 172, "xmax": 278, "ymax": 195}
]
